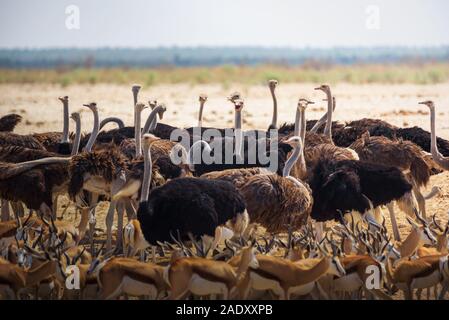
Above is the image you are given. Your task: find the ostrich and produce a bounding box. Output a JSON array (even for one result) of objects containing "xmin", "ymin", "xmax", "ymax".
[
  {"xmin": 0, "ymin": 156, "xmax": 72, "ymax": 216},
  {"xmin": 203, "ymin": 136, "xmax": 312, "ymax": 233},
  {"xmin": 419, "ymin": 100, "xmax": 449, "ymax": 170},
  {"xmin": 136, "ymin": 133, "xmax": 249, "ymax": 255},
  {"xmin": 0, "ymin": 97, "xmax": 74, "ymax": 154},
  {"xmin": 349, "ymin": 131, "xmax": 432, "ymax": 240},
  {"xmin": 0, "ymin": 111, "xmax": 83, "ymax": 220},
  {"xmin": 30, "ymin": 96, "xmax": 72, "ymax": 154},
  {"xmin": 320, "ymin": 106, "xmax": 449, "ymax": 158},
  {"xmin": 285, "ymin": 96, "xmax": 413, "ymax": 240},
  {"xmin": 0, "ymin": 114, "xmax": 22, "ymax": 132},
  {"xmin": 79, "ymin": 85, "xmax": 143, "ymax": 149}
]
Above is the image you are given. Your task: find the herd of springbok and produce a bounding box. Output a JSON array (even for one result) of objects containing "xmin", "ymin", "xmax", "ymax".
[{"xmin": 0, "ymin": 80, "xmax": 448, "ymax": 300}]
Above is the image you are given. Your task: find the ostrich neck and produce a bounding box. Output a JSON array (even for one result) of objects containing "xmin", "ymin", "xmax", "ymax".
[
  {"xmin": 282, "ymin": 143, "xmax": 303, "ymax": 177},
  {"xmin": 140, "ymin": 144, "xmax": 152, "ymax": 203},
  {"xmin": 71, "ymin": 118, "xmax": 81, "ymax": 156},
  {"xmin": 149, "ymin": 111, "xmax": 157, "ymax": 132},
  {"xmin": 62, "ymin": 101, "xmax": 69, "ymax": 143},
  {"xmin": 100, "ymin": 117, "xmax": 125, "ymax": 130},
  {"xmin": 132, "ymin": 89, "xmax": 139, "ymax": 133},
  {"xmin": 310, "ymin": 99, "xmax": 336, "ymax": 134},
  {"xmin": 135, "ymin": 109, "xmax": 143, "ymax": 158},
  {"xmin": 143, "ymin": 106, "xmax": 164, "ymax": 134},
  {"xmin": 298, "ymin": 108, "xmax": 307, "ymax": 178},
  {"xmin": 0, "ymin": 157, "xmax": 71, "ymax": 180},
  {"xmin": 429, "ymin": 106, "xmax": 449, "ymax": 169},
  {"xmin": 188, "ymin": 140, "xmax": 212, "ymax": 169},
  {"xmin": 234, "ymin": 110, "xmax": 243, "ymax": 159},
  {"xmin": 294, "ymin": 107, "xmax": 301, "ymax": 137},
  {"xmin": 324, "ymin": 91, "xmax": 333, "ymax": 142},
  {"xmin": 198, "ymin": 101, "xmax": 205, "ymax": 128},
  {"xmin": 270, "ymin": 88, "xmax": 278, "ymax": 129},
  {"xmin": 84, "ymin": 109, "xmax": 99, "ymax": 152}
]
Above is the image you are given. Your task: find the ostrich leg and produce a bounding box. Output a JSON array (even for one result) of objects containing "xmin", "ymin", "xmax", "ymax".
[
  {"xmin": 412, "ymin": 183, "xmax": 427, "ymax": 219},
  {"xmin": 124, "ymin": 198, "xmax": 136, "ymax": 219},
  {"xmin": 11, "ymin": 202, "xmax": 24, "ymax": 218},
  {"xmin": 115, "ymin": 200, "xmax": 125, "ymax": 253},
  {"xmin": 315, "ymin": 222, "xmax": 324, "ymax": 242},
  {"xmin": 105, "ymin": 200, "xmax": 117, "ymax": 252},
  {"xmin": 386, "ymin": 202, "xmax": 401, "ymax": 242},
  {"xmin": 1, "ymin": 200, "xmax": 10, "ymax": 221}
]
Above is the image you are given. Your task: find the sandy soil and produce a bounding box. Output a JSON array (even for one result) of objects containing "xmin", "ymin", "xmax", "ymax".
[{"xmin": 1, "ymin": 83, "xmax": 448, "ymax": 299}]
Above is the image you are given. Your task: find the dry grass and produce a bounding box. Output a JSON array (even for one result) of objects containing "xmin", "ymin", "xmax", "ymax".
[{"xmin": 1, "ymin": 63, "xmax": 449, "ymax": 87}]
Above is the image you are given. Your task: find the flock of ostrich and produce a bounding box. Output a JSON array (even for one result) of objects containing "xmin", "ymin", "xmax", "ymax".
[{"xmin": 1, "ymin": 79, "xmax": 449, "ymax": 300}]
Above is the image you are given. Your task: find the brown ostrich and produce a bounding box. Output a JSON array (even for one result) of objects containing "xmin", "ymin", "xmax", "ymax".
[
  {"xmin": 0, "ymin": 111, "xmax": 83, "ymax": 220},
  {"xmin": 349, "ymin": 131, "xmax": 433, "ymax": 240},
  {"xmin": 419, "ymin": 100, "xmax": 449, "ymax": 170},
  {"xmin": 201, "ymin": 118, "xmax": 313, "ymax": 232}
]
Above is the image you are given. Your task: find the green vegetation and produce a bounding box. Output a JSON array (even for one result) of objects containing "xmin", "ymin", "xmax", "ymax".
[{"xmin": 1, "ymin": 63, "xmax": 449, "ymax": 86}]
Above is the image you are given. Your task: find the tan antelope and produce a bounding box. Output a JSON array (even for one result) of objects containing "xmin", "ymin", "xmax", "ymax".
[
  {"xmin": 96, "ymin": 257, "xmax": 169, "ymax": 300},
  {"xmin": 168, "ymin": 246, "xmax": 258, "ymax": 300},
  {"xmin": 386, "ymin": 253, "xmax": 449, "ymax": 300},
  {"xmin": 228, "ymin": 243, "xmax": 345, "ymax": 300},
  {"xmin": 122, "ymin": 219, "xmax": 150, "ymax": 260},
  {"xmin": 0, "ymin": 255, "xmax": 60, "ymax": 299}
]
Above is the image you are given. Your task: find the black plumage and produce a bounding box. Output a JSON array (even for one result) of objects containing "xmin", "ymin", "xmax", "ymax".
[
  {"xmin": 137, "ymin": 177, "xmax": 247, "ymax": 244},
  {"xmin": 308, "ymin": 159, "xmax": 413, "ymax": 222},
  {"xmin": 191, "ymin": 137, "xmax": 293, "ymax": 176}
]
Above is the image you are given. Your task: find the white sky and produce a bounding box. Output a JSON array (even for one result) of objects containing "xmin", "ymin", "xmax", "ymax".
[{"xmin": 0, "ymin": 0, "xmax": 448, "ymax": 48}]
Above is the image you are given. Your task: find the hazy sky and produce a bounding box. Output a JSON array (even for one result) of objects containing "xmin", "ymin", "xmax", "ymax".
[{"xmin": 1, "ymin": 0, "xmax": 448, "ymax": 48}]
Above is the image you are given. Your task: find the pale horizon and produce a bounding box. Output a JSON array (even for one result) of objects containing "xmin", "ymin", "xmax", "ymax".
[{"xmin": 1, "ymin": 0, "xmax": 448, "ymax": 49}]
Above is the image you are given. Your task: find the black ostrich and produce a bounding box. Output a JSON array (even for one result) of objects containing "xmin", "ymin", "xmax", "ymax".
[
  {"xmin": 308, "ymin": 158, "xmax": 412, "ymax": 223},
  {"xmin": 137, "ymin": 134, "xmax": 249, "ymax": 250}
]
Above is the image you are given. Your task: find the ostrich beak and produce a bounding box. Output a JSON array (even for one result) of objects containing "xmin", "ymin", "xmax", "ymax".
[
  {"xmin": 314, "ymin": 87, "xmax": 321, "ymax": 90},
  {"xmin": 82, "ymin": 104, "xmax": 90, "ymax": 107},
  {"xmin": 418, "ymin": 101, "xmax": 426, "ymax": 105}
]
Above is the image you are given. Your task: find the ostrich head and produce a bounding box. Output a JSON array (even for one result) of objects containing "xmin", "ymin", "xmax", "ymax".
[
  {"xmin": 234, "ymin": 99, "xmax": 244, "ymax": 112},
  {"xmin": 227, "ymin": 92, "xmax": 242, "ymax": 103},
  {"xmin": 199, "ymin": 94, "xmax": 208, "ymax": 103},
  {"xmin": 419, "ymin": 100, "xmax": 435, "ymax": 109},
  {"xmin": 131, "ymin": 84, "xmax": 142, "ymax": 94},
  {"xmin": 83, "ymin": 102, "xmax": 97, "ymax": 111},
  {"xmin": 297, "ymin": 98, "xmax": 314, "ymax": 110},
  {"xmin": 314, "ymin": 84, "xmax": 331, "ymax": 94},
  {"xmin": 58, "ymin": 96, "xmax": 69, "ymax": 103},
  {"xmin": 148, "ymin": 100, "xmax": 158, "ymax": 110},
  {"xmin": 135, "ymin": 102, "xmax": 147, "ymax": 113},
  {"xmin": 70, "ymin": 112, "xmax": 80, "ymax": 122},
  {"xmin": 285, "ymin": 136, "xmax": 303, "ymax": 148},
  {"xmin": 268, "ymin": 79, "xmax": 278, "ymax": 90},
  {"xmin": 156, "ymin": 103, "xmax": 167, "ymax": 120}
]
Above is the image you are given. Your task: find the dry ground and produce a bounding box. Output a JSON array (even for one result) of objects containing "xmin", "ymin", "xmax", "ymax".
[{"xmin": 0, "ymin": 82, "xmax": 448, "ymax": 272}]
